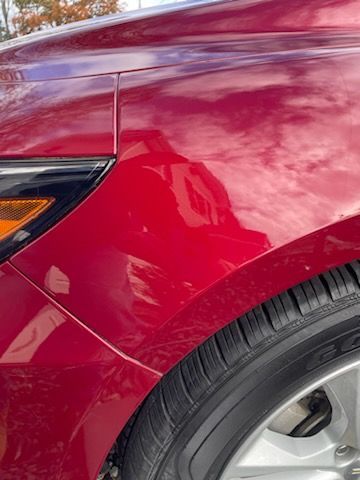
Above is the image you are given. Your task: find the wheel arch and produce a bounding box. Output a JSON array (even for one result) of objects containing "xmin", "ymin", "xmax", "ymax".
[{"xmin": 135, "ymin": 214, "xmax": 360, "ymax": 374}]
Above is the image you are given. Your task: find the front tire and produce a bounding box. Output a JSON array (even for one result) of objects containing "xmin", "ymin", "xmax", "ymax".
[{"xmin": 120, "ymin": 262, "xmax": 360, "ymax": 480}]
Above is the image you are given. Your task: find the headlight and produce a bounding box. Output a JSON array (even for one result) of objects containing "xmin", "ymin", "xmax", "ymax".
[{"xmin": 0, "ymin": 157, "xmax": 114, "ymax": 262}]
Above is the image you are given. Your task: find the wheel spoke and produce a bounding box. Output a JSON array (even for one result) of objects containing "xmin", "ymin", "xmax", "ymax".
[
  {"xmin": 221, "ymin": 363, "xmax": 360, "ymax": 480},
  {"xmin": 222, "ymin": 428, "xmax": 339, "ymax": 479},
  {"xmin": 325, "ymin": 366, "xmax": 360, "ymax": 449}
]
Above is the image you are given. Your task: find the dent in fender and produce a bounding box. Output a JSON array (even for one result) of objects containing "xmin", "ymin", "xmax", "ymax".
[{"xmin": 12, "ymin": 34, "xmax": 360, "ymax": 373}]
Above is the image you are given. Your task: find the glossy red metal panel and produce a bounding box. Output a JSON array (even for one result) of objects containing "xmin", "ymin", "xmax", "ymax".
[
  {"xmin": 136, "ymin": 216, "xmax": 360, "ymax": 370},
  {"xmin": 0, "ymin": 262, "xmax": 159, "ymax": 480},
  {"xmin": 12, "ymin": 44, "xmax": 360, "ymax": 372},
  {"xmin": 0, "ymin": 0, "xmax": 359, "ymax": 81},
  {"xmin": 0, "ymin": 75, "xmax": 116, "ymax": 157}
]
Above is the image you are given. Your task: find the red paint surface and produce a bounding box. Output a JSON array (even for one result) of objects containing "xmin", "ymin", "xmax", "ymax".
[
  {"xmin": 1, "ymin": 0, "xmax": 360, "ymax": 477},
  {"xmin": 14, "ymin": 50, "xmax": 360, "ymax": 371},
  {"xmin": 0, "ymin": 76, "xmax": 116, "ymax": 157},
  {"xmin": 0, "ymin": 262, "xmax": 159, "ymax": 480},
  {"xmin": 0, "ymin": 0, "xmax": 360, "ymax": 81}
]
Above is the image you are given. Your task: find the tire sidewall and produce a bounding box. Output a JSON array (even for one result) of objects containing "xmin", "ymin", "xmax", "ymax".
[{"xmin": 158, "ymin": 300, "xmax": 360, "ymax": 480}]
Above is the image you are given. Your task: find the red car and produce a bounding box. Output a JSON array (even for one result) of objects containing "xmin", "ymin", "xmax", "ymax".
[{"xmin": 1, "ymin": 0, "xmax": 360, "ymax": 478}]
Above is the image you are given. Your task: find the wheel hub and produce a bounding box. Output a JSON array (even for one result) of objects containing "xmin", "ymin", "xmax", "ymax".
[{"xmin": 220, "ymin": 359, "xmax": 360, "ymax": 480}]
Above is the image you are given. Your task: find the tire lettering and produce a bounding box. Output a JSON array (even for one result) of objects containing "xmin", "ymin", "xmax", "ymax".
[
  {"xmin": 306, "ymin": 326, "xmax": 360, "ymax": 371},
  {"xmin": 307, "ymin": 344, "xmax": 337, "ymax": 370},
  {"xmin": 341, "ymin": 333, "xmax": 360, "ymax": 353}
]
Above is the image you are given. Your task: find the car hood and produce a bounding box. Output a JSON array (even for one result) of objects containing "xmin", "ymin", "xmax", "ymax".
[{"xmin": 0, "ymin": 0, "xmax": 223, "ymax": 82}]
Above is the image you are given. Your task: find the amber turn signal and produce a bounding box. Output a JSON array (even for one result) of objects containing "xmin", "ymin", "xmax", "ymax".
[
  {"xmin": 0, "ymin": 157, "xmax": 113, "ymax": 261},
  {"xmin": 0, "ymin": 198, "xmax": 54, "ymax": 241}
]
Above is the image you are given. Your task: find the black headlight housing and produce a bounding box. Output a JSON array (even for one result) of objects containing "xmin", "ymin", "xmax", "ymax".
[{"xmin": 0, "ymin": 157, "xmax": 114, "ymax": 262}]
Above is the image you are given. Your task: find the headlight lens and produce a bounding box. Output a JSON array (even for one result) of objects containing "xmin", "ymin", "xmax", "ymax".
[{"xmin": 0, "ymin": 157, "xmax": 114, "ymax": 262}]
